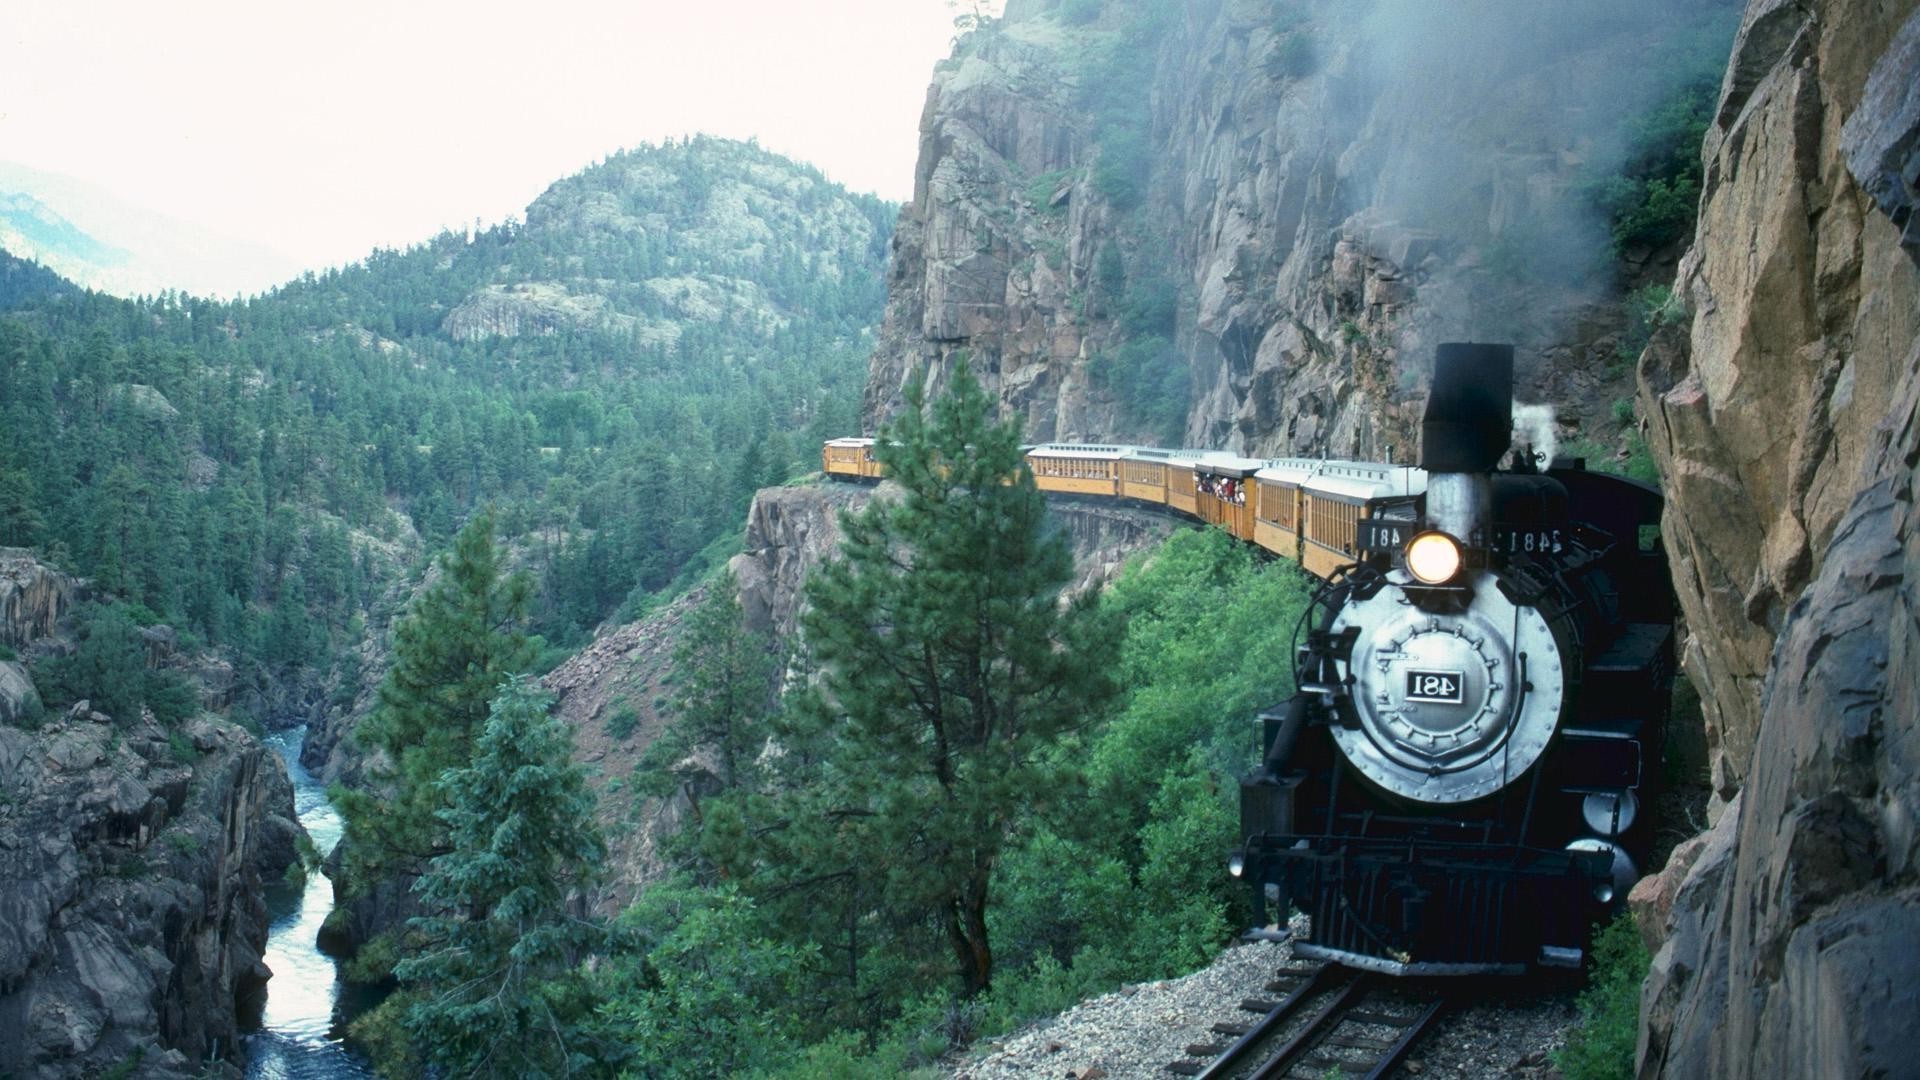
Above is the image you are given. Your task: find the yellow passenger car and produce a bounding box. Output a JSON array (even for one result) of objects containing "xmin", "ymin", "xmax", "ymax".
[
  {"xmin": 1194, "ymin": 454, "xmax": 1263, "ymax": 542},
  {"xmin": 1166, "ymin": 452, "xmax": 1204, "ymax": 516},
  {"xmin": 1026, "ymin": 444, "xmax": 1125, "ymax": 497},
  {"xmin": 822, "ymin": 437, "xmax": 884, "ymax": 481},
  {"xmin": 1120, "ymin": 450, "xmax": 1174, "ymax": 505},
  {"xmin": 1252, "ymin": 458, "xmax": 1322, "ymax": 562}
]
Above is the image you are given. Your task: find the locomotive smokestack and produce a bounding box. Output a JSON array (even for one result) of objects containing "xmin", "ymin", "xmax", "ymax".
[
  {"xmin": 1422, "ymin": 343, "xmax": 1513, "ymax": 473},
  {"xmin": 1421, "ymin": 343, "xmax": 1513, "ymax": 547}
]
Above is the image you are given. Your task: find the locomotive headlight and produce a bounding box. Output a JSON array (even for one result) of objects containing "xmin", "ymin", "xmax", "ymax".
[{"xmin": 1405, "ymin": 531, "xmax": 1464, "ymax": 585}]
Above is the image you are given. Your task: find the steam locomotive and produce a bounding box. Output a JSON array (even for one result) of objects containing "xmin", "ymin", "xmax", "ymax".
[
  {"xmin": 822, "ymin": 341, "xmax": 1673, "ymax": 973},
  {"xmin": 1236, "ymin": 342, "xmax": 1672, "ymax": 973}
]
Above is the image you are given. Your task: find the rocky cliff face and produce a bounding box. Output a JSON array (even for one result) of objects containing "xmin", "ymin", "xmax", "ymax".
[
  {"xmin": 866, "ymin": 0, "xmax": 1722, "ymax": 457},
  {"xmin": 0, "ymin": 551, "xmax": 301, "ymax": 1078},
  {"xmin": 0, "ymin": 547, "xmax": 81, "ymax": 652},
  {"xmin": 0, "ymin": 711, "xmax": 300, "ymax": 1078},
  {"xmin": 1635, "ymin": 2, "xmax": 1920, "ymax": 1077}
]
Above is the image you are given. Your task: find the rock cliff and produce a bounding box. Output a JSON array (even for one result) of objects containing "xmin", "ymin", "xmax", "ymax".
[
  {"xmin": 0, "ymin": 547, "xmax": 81, "ymax": 652},
  {"xmin": 1636, "ymin": 1, "xmax": 1920, "ymax": 1076},
  {"xmin": 0, "ymin": 711, "xmax": 300, "ymax": 1078},
  {"xmin": 866, "ymin": 0, "xmax": 1726, "ymax": 458},
  {"xmin": 0, "ymin": 551, "xmax": 300, "ymax": 1078}
]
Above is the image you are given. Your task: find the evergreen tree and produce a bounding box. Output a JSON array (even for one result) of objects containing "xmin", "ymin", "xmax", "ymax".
[
  {"xmin": 636, "ymin": 571, "xmax": 779, "ymax": 804},
  {"xmin": 388, "ymin": 676, "xmax": 606, "ymax": 1079},
  {"xmin": 0, "ymin": 466, "xmax": 44, "ymax": 547},
  {"xmin": 721, "ymin": 363, "xmax": 1118, "ymax": 1001},
  {"xmin": 339, "ymin": 507, "xmax": 537, "ymax": 881}
]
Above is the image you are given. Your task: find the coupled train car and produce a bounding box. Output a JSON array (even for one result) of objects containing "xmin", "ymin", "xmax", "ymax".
[{"xmin": 821, "ymin": 342, "xmax": 1674, "ymax": 974}]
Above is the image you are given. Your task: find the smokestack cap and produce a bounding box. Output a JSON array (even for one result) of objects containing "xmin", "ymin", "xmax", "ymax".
[{"xmin": 1422, "ymin": 343, "xmax": 1514, "ymax": 473}]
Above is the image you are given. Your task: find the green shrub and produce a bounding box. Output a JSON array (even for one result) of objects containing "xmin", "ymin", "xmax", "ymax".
[
  {"xmin": 1554, "ymin": 915, "xmax": 1651, "ymax": 1080},
  {"xmin": 164, "ymin": 831, "xmax": 201, "ymax": 856},
  {"xmin": 1023, "ymin": 168, "xmax": 1074, "ymax": 213},
  {"xmin": 0, "ymin": 643, "xmax": 16, "ymax": 662},
  {"xmin": 604, "ymin": 704, "xmax": 640, "ymax": 741},
  {"xmin": 1588, "ymin": 6, "xmax": 1739, "ymax": 255},
  {"xmin": 1617, "ymin": 283, "xmax": 1685, "ymax": 366}
]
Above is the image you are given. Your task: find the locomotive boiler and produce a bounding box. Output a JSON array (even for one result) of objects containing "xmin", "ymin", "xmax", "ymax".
[{"xmin": 1234, "ymin": 342, "xmax": 1674, "ymax": 973}]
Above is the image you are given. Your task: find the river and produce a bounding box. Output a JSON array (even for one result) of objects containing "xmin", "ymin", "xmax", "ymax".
[{"xmin": 244, "ymin": 727, "xmax": 376, "ymax": 1079}]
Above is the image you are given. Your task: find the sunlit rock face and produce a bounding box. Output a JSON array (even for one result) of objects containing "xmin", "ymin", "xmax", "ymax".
[
  {"xmin": 1642, "ymin": 0, "xmax": 1920, "ymax": 815},
  {"xmin": 1636, "ymin": 2, "xmax": 1920, "ymax": 1077},
  {"xmin": 866, "ymin": 0, "xmax": 1711, "ymax": 455}
]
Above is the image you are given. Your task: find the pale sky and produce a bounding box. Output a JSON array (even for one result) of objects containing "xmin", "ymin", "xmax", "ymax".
[{"xmin": 1, "ymin": 0, "xmax": 995, "ymax": 273}]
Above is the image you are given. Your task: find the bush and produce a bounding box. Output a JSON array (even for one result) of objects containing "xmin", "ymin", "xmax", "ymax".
[
  {"xmin": 604, "ymin": 704, "xmax": 640, "ymax": 740},
  {"xmin": 1554, "ymin": 914, "xmax": 1651, "ymax": 1080},
  {"xmin": 1588, "ymin": 6, "xmax": 1739, "ymax": 255},
  {"xmin": 35, "ymin": 603, "xmax": 198, "ymax": 726}
]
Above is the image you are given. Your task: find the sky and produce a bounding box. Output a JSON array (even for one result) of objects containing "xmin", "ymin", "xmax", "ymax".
[{"xmin": 1, "ymin": 0, "xmax": 994, "ymax": 274}]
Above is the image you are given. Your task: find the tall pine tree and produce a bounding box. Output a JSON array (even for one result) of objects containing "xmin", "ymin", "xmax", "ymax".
[
  {"xmin": 338, "ymin": 507, "xmax": 537, "ymax": 884},
  {"xmin": 376, "ymin": 676, "xmax": 605, "ymax": 1079},
  {"xmin": 721, "ymin": 362, "xmax": 1117, "ymax": 1001}
]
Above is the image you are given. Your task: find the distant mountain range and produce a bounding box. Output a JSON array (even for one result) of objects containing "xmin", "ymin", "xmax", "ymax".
[{"xmin": 0, "ymin": 161, "xmax": 305, "ymax": 298}]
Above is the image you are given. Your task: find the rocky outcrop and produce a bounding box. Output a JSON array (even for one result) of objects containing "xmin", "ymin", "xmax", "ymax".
[
  {"xmin": 734, "ymin": 482, "xmax": 871, "ymax": 640},
  {"xmin": 866, "ymin": 1, "xmax": 1715, "ymax": 456},
  {"xmin": 1642, "ymin": 0, "xmax": 1920, "ymax": 812},
  {"xmin": 0, "ymin": 712, "xmax": 300, "ymax": 1079},
  {"xmin": 0, "ymin": 547, "xmax": 81, "ymax": 652},
  {"xmin": 1636, "ymin": 2, "xmax": 1920, "ymax": 1077},
  {"xmin": 0, "ymin": 660, "xmax": 41, "ymax": 727}
]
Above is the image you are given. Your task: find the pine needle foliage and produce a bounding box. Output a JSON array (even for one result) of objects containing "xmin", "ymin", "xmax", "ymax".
[
  {"xmin": 390, "ymin": 676, "xmax": 606, "ymax": 1078},
  {"xmin": 767, "ymin": 361, "xmax": 1121, "ymax": 1001},
  {"xmin": 339, "ymin": 507, "xmax": 537, "ymax": 884}
]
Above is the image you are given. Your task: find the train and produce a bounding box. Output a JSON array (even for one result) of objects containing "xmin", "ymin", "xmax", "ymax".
[{"xmin": 822, "ymin": 342, "xmax": 1674, "ymax": 974}]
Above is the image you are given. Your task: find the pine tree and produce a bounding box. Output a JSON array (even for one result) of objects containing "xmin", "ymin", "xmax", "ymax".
[
  {"xmin": 729, "ymin": 362, "xmax": 1118, "ymax": 1000},
  {"xmin": 339, "ymin": 507, "xmax": 536, "ymax": 881},
  {"xmin": 636, "ymin": 571, "xmax": 779, "ymax": 803},
  {"xmin": 389, "ymin": 676, "xmax": 605, "ymax": 1079}
]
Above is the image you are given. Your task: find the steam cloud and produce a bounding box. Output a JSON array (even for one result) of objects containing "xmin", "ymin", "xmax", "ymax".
[
  {"xmin": 1511, "ymin": 402, "xmax": 1559, "ymax": 468},
  {"xmin": 1335, "ymin": 0, "xmax": 1737, "ymax": 353}
]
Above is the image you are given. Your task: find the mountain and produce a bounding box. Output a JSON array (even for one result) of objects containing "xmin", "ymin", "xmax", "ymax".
[
  {"xmin": 0, "ymin": 160, "xmax": 305, "ymax": 298},
  {"xmin": 0, "ymin": 134, "xmax": 896, "ymax": 1074}
]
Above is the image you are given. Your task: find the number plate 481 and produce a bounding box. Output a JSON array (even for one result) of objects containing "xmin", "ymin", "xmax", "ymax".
[{"xmin": 1405, "ymin": 669, "xmax": 1464, "ymax": 703}]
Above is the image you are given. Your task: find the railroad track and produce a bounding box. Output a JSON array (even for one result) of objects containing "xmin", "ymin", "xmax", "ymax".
[{"xmin": 1167, "ymin": 962, "xmax": 1448, "ymax": 1080}]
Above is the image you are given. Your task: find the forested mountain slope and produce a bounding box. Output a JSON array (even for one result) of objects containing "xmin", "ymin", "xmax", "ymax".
[{"xmin": 0, "ymin": 137, "xmax": 892, "ymax": 744}]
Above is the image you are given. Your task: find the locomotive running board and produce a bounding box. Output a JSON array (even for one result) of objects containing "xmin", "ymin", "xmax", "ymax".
[{"xmin": 1292, "ymin": 942, "xmax": 1524, "ymax": 976}]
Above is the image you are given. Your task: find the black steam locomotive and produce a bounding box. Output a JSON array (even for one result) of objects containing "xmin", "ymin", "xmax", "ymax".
[{"xmin": 1235, "ymin": 343, "xmax": 1674, "ymax": 973}]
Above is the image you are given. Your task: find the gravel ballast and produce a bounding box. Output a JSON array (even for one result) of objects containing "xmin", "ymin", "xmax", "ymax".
[{"xmin": 950, "ymin": 938, "xmax": 1584, "ymax": 1079}]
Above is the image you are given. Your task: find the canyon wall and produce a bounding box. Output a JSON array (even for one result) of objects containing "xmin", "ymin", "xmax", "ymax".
[
  {"xmin": 1637, "ymin": 1, "xmax": 1920, "ymax": 1076},
  {"xmin": 865, "ymin": 0, "xmax": 1721, "ymax": 459},
  {"xmin": 0, "ymin": 557, "xmax": 301, "ymax": 1079}
]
